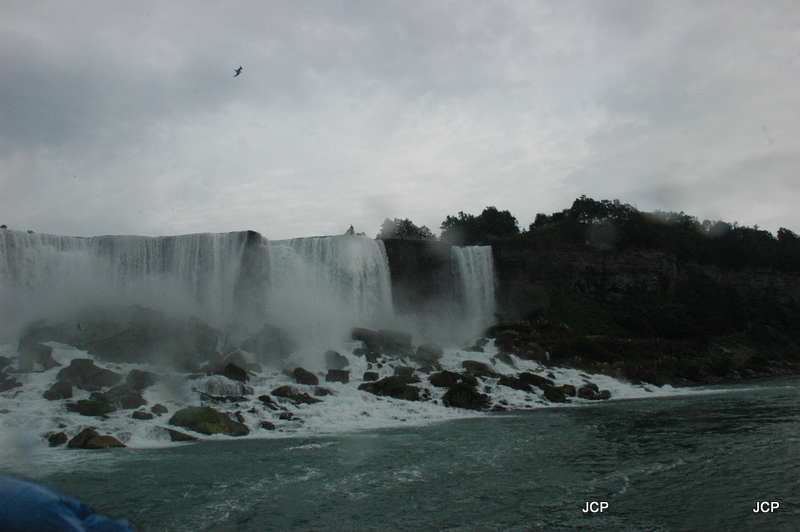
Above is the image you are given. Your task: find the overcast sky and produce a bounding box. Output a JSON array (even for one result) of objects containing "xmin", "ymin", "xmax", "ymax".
[{"xmin": 1, "ymin": 1, "xmax": 798, "ymax": 239}]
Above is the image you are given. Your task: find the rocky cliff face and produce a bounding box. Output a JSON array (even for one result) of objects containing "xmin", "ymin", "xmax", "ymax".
[
  {"xmin": 492, "ymin": 242, "xmax": 800, "ymax": 320},
  {"xmin": 380, "ymin": 239, "xmax": 454, "ymax": 314}
]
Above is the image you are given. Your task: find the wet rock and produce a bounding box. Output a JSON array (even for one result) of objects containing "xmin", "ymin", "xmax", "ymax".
[
  {"xmin": 241, "ymin": 323, "xmax": 297, "ymax": 366},
  {"xmin": 377, "ymin": 329, "xmax": 413, "ymax": 356},
  {"xmin": 0, "ymin": 371, "xmax": 22, "ymax": 392},
  {"xmin": 352, "ymin": 328, "xmax": 379, "ymax": 349},
  {"xmin": 169, "ymin": 406, "xmax": 249, "ymax": 436},
  {"xmin": 116, "ymin": 389, "xmax": 147, "ymax": 410},
  {"xmin": 461, "ymin": 360, "xmax": 497, "ymax": 378},
  {"xmin": 497, "ymin": 375, "xmax": 532, "ymax": 392},
  {"xmin": 165, "ymin": 428, "xmax": 197, "ymax": 442},
  {"xmin": 325, "ymin": 350, "xmax": 349, "ymax": 370},
  {"xmin": 67, "ymin": 399, "xmax": 116, "ymax": 417},
  {"xmin": 17, "ymin": 338, "xmax": 60, "ymax": 371},
  {"xmin": 218, "ymin": 362, "xmax": 249, "ymax": 383},
  {"xmin": 577, "ymin": 382, "xmax": 611, "ymax": 400},
  {"xmin": 392, "ymin": 365, "xmax": 419, "ymax": 383},
  {"xmin": 193, "ymin": 375, "xmax": 253, "ymax": 402},
  {"xmin": 325, "ymin": 369, "xmax": 350, "ymax": 383},
  {"xmin": 132, "ymin": 410, "xmax": 154, "ymax": 420},
  {"xmin": 260, "ymin": 421, "xmax": 276, "ymax": 430},
  {"xmin": 314, "ymin": 387, "xmax": 334, "ymax": 396},
  {"xmin": 413, "ymin": 343, "xmax": 443, "ymax": 366},
  {"xmin": 67, "ymin": 428, "xmax": 125, "ymax": 449},
  {"xmin": 491, "ymin": 352, "xmax": 517, "ymax": 368},
  {"xmin": 429, "ymin": 370, "xmax": 460, "ymax": 388},
  {"xmin": 293, "ymin": 367, "xmax": 319, "ymax": 386},
  {"xmin": 518, "ymin": 372, "xmax": 554, "ymax": 391},
  {"xmin": 464, "ymin": 345, "xmax": 484, "ymax": 353},
  {"xmin": 358, "ymin": 376, "xmax": 420, "ymax": 401},
  {"xmin": 126, "ymin": 368, "xmax": 159, "ymax": 390},
  {"xmin": 442, "ymin": 383, "xmax": 490, "ymax": 410},
  {"xmin": 57, "ymin": 359, "xmax": 122, "ymax": 390},
  {"xmin": 47, "ymin": 432, "xmax": 68, "ymax": 447},
  {"xmin": 271, "ymin": 385, "xmax": 322, "ymax": 405},
  {"xmin": 459, "ymin": 373, "xmax": 479, "ymax": 387},
  {"xmin": 43, "ymin": 381, "xmax": 73, "ymax": 401},
  {"xmin": 0, "ymin": 356, "xmax": 11, "ymax": 371},
  {"xmin": 151, "ymin": 404, "xmax": 169, "ymax": 415},
  {"xmin": 543, "ymin": 385, "xmax": 568, "ymax": 403},
  {"xmin": 362, "ymin": 371, "xmax": 379, "ymax": 382},
  {"xmin": 563, "ymin": 384, "xmax": 576, "ymax": 397},
  {"xmin": 257, "ymin": 395, "xmax": 279, "ymax": 410}
]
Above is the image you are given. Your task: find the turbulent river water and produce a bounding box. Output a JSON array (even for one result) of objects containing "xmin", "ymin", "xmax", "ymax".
[{"xmin": 4, "ymin": 376, "xmax": 798, "ymax": 531}]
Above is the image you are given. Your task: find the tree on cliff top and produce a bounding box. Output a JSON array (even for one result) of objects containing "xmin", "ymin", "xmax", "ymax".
[
  {"xmin": 440, "ymin": 206, "xmax": 519, "ymax": 245},
  {"xmin": 376, "ymin": 218, "xmax": 436, "ymax": 240}
]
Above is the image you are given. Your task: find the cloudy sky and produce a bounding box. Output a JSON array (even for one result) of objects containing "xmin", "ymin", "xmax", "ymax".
[{"xmin": 1, "ymin": 1, "xmax": 798, "ymax": 239}]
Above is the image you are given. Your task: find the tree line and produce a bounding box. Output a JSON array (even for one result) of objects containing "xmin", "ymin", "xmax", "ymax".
[{"xmin": 375, "ymin": 196, "xmax": 800, "ymax": 272}]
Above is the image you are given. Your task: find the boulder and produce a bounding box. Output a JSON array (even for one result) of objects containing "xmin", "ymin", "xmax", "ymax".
[
  {"xmin": 67, "ymin": 399, "xmax": 116, "ymax": 417},
  {"xmin": 491, "ymin": 352, "xmax": 516, "ymax": 367},
  {"xmin": 126, "ymin": 369, "xmax": 159, "ymax": 390},
  {"xmin": 217, "ymin": 362, "xmax": 249, "ymax": 383},
  {"xmin": 497, "ymin": 375, "xmax": 532, "ymax": 392},
  {"xmin": 358, "ymin": 376, "xmax": 420, "ymax": 401},
  {"xmin": 293, "ymin": 367, "xmax": 319, "ymax": 385},
  {"xmin": 325, "ymin": 369, "xmax": 350, "ymax": 384},
  {"xmin": 57, "ymin": 359, "xmax": 122, "ymax": 390},
  {"xmin": 257, "ymin": 395, "xmax": 279, "ymax": 410},
  {"xmin": 271, "ymin": 385, "xmax": 322, "ymax": 405},
  {"xmin": 151, "ymin": 404, "xmax": 169, "ymax": 415},
  {"xmin": 43, "ymin": 381, "xmax": 73, "ymax": 401},
  {"xmin": 392, "ymin": 366, "xmax": 419, "ymax": 383},
  {"xmin": 442, "ymin": 383, "xmax": 490, "ymax": 410},
  {"xmin": 132, "ymin": 410, "xmax": 154, "ymax": 420},
  {"xmin": 165, "ymin": 428, "xmax": 198, "ymax": 442},
  {"xmin": 351, "ymin": 328, "xmax": 379, "ymax": 349},
  {"xmin": 518, "ymin": 372, "xmax": 554, "ymax": 391},
  {"xmin": 429, "ymin": 370, "xmax": 460, "ymax": 388},
  {"xmin": 377, "ymin": 329, "xmax": 412, "ymax": 351},
  {"xmin": 461, "ymin": 360, "xmax": 497, "ymax": 378},
  {"xmin": 241, "ymin": 323, "xmax": 297, "ymax": 366},
  {"xmin": 0, "ymin": 371, "xmax": 22, "ymax": 392},
  {"xmin": 562, "ymin": 384, "xmax": 577, "ymax": 397},
  {"xmin": 362, "ymin": 371, "xmax": 379, "ymax": 382},
  {"xmin": 543, "ymin": 385, "xmax": 568, "ymax": 403},
  {"xmin": 47, "ymin": 432, "xmax": 68, "ymax": 447},
  {"xmin": 413, "ymin": 343, "xmax": 443, "ymax": 365},
  {"xmin": 169, "ymin": 406, "xmax": 249, "ymax": 436},
  {"xmin": 67, "ymin": 428, "xmax": 125, "ymax": 449},
  {"xmin": 577, "ymin": 383, "xmax": 611, "ymax": 400},
  {"xmin": 17, "ymin": 338, "xmax": 60, "ymax": 371},
  {"xmin": 260, "ymin": 421, "xmax": 276, "ymax": 430},
  {"xmin": 325, "ymin": 350, "xmax": 349, "ymax": 370},
  {"xmin": 0, "ymin": 356, "xmax": 11, "ymax": 370}
]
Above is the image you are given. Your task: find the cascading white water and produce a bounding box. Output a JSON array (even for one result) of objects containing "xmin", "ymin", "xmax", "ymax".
[
  {"xmin": 0, "ymin": 230, "xmax": 267, "ymax": 338},
  {"xmin": 266, "ymin": 235, "xmax": 393, "ymax": 348},
  {"xmin": 451, "ymin": 245, "xmax": 496, "ymax": 335}
]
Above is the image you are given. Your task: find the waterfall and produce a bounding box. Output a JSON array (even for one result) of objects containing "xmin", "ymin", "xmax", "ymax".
[
  {"xmin": 0, "ymin": 230, "xmax": 268, "ymax": 337},
  {"xmin": 266, "ymin": 235, "xmax": 393, "ymax": 345},
  {"xmin": 451, "ymin": 245, "xmax": 496, "ymax": 335}
]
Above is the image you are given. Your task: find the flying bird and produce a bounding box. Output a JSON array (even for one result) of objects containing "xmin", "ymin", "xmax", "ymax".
[{"xmin": 234, "ymin": 66, "xmax": 243, "ymax": 77}]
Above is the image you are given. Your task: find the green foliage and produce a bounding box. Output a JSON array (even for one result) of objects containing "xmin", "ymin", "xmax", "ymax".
[
  {"xmin": 376, "ymin": 218, "xmax": 436, "ymax": 240},
  {"xmin": 440, "ymin": 206, "xmax": 519, "ymax": 245}
]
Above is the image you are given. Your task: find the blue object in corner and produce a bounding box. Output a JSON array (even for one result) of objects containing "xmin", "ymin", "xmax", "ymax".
[{"xmin": 0, "ymin": 473, "xmax": 133, "ymax": 532}]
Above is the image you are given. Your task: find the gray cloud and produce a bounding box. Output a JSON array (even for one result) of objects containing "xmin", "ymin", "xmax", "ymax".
[{"xmin": 1, "ymin": 1, "xmax": 799, "ymax": 239}]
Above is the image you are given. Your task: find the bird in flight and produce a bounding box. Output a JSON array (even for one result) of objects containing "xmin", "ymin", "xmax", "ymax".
[{"xmin": 234, "ymin": 66, "xmax": 243, "ymax": 77}]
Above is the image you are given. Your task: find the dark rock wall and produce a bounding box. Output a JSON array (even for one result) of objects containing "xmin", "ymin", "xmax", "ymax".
[{"xmin": 381, "ymin": 239, "xmax": 455, "ymax": 314}]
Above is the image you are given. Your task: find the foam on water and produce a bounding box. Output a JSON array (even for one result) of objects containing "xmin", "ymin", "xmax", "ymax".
[{"xmin": 0, "ymin": 339, "xmax": 708, "ymax": 460}]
